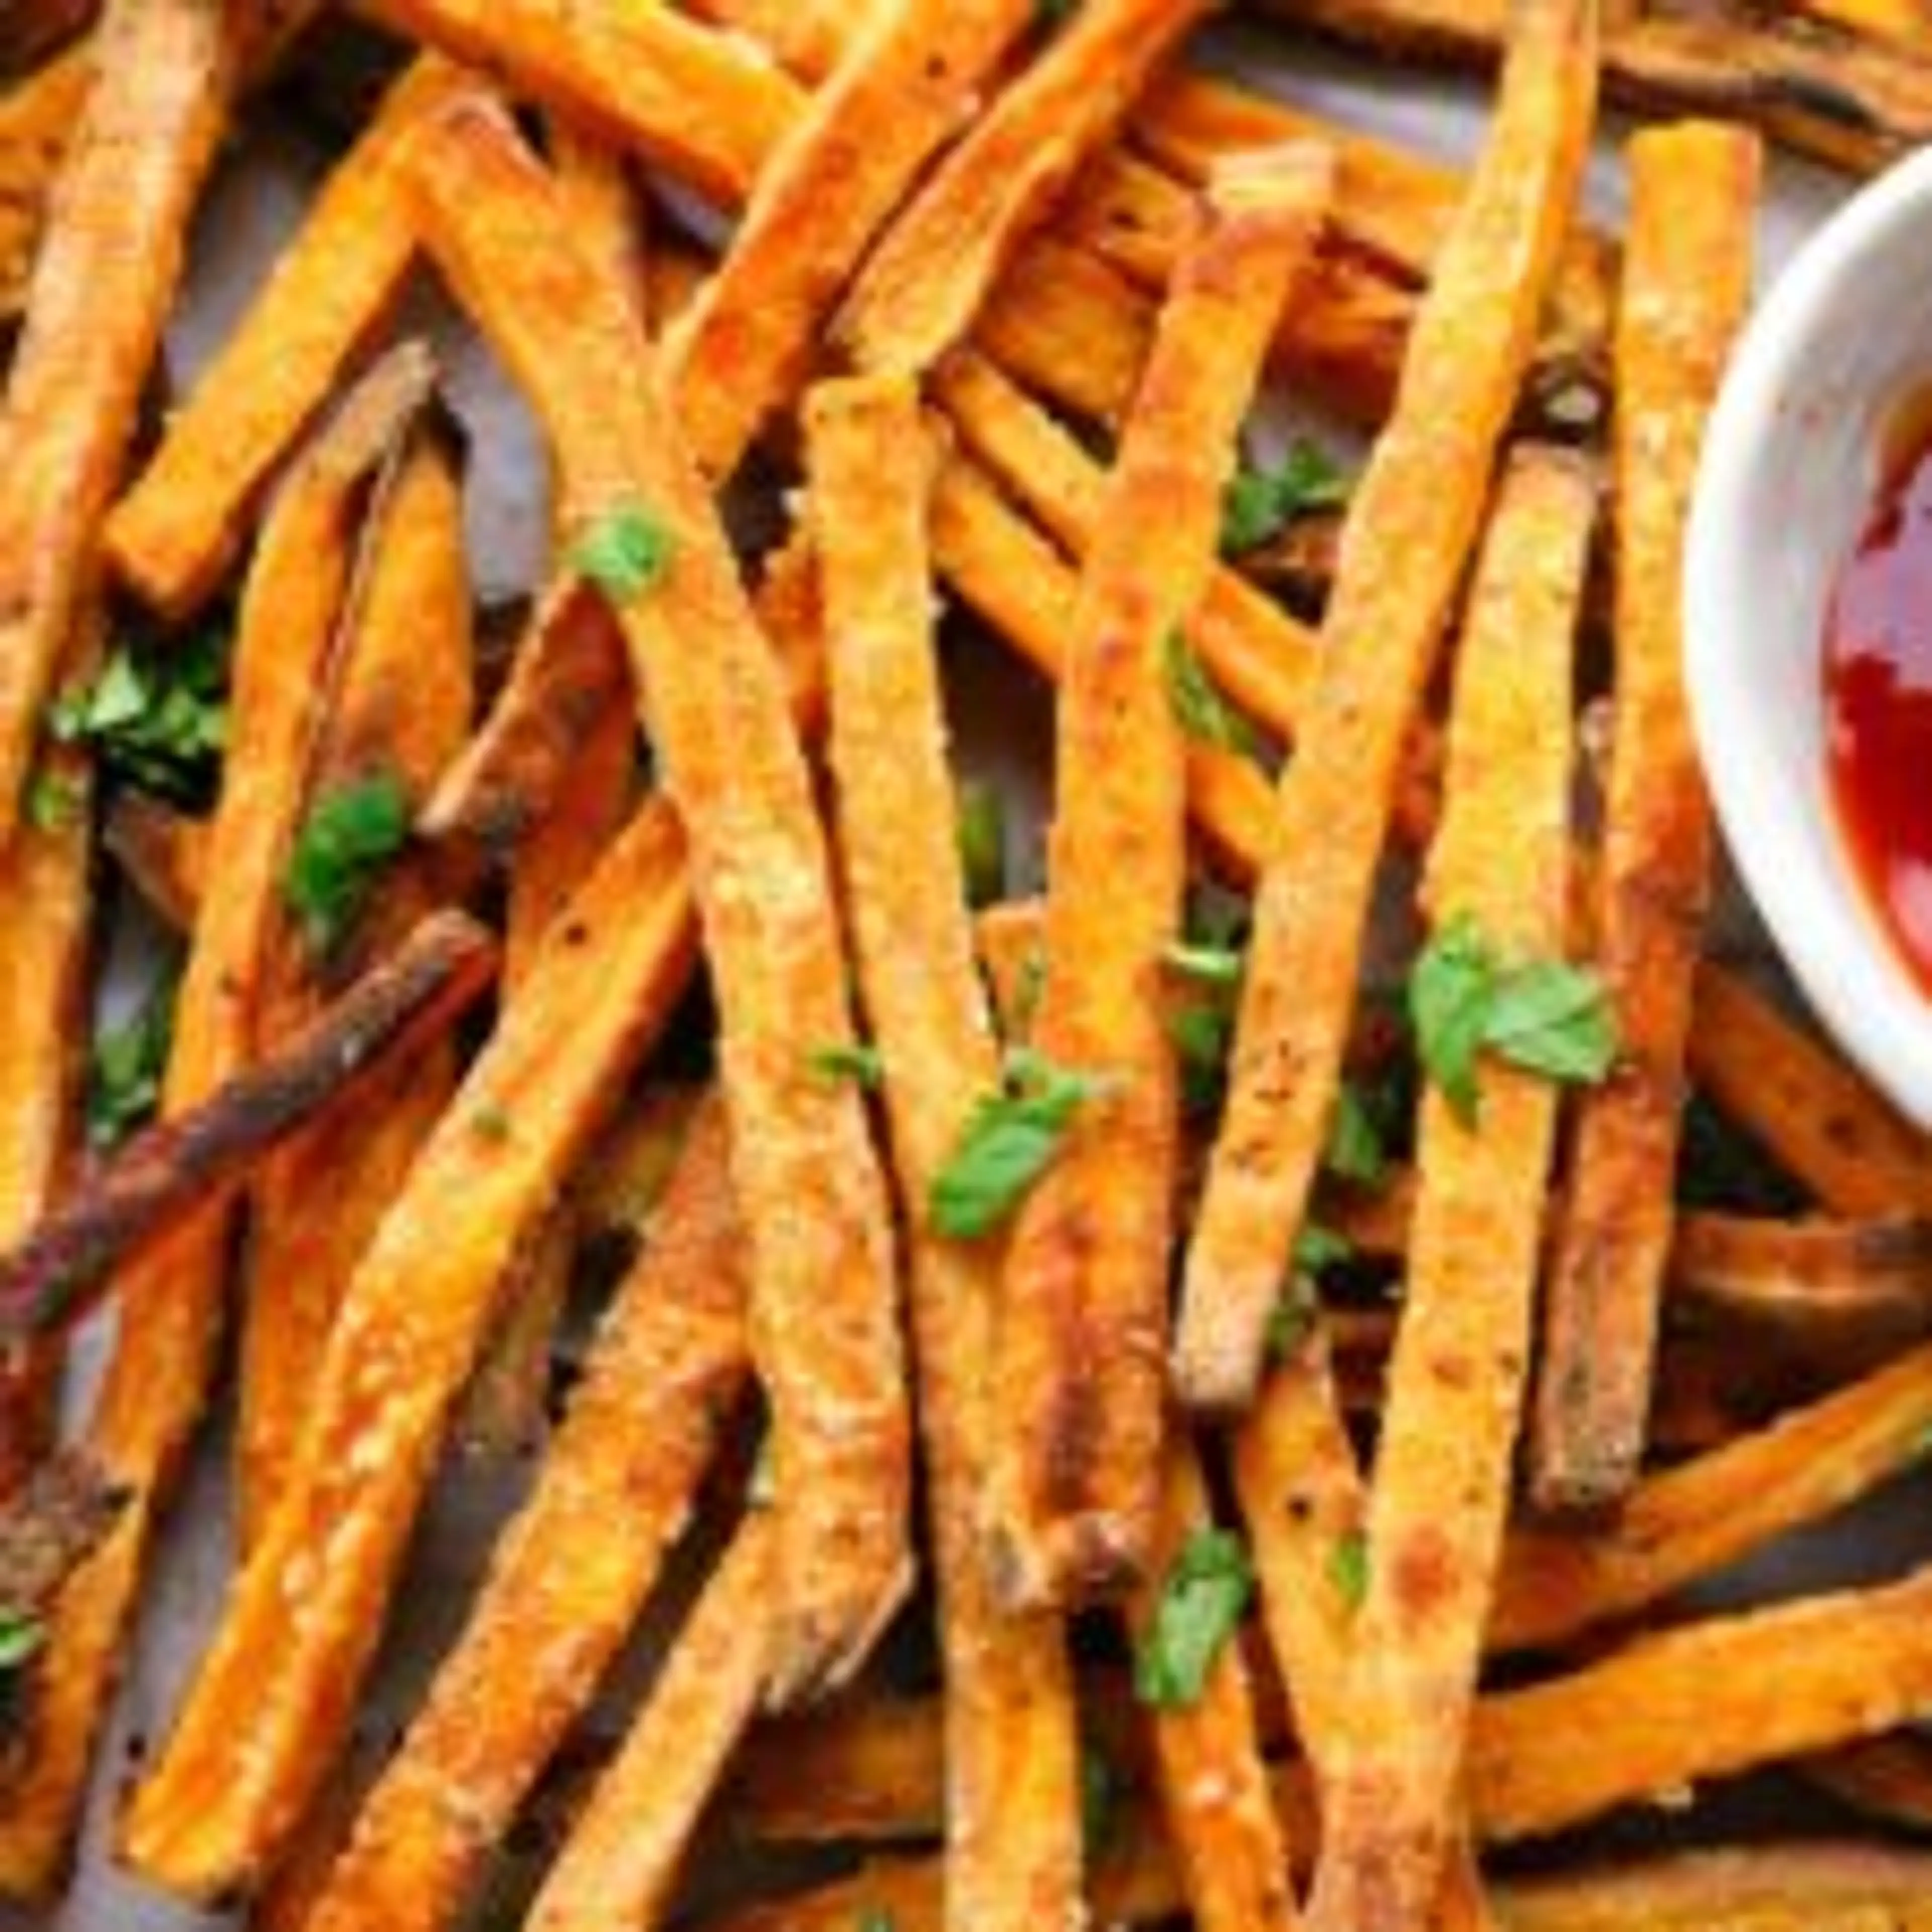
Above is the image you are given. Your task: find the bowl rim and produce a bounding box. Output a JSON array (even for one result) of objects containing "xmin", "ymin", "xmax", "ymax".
[{"xmin": 1685, "ymin": 142, "xmax": 1932, "ymax": 1130}]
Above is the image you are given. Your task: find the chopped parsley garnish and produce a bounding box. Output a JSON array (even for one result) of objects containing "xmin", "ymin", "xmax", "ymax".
[
  {"xmin": 47, "ymin": 626, "xmax": 229, "ymax": 810},
  {"xmin": 1134, "ymin": 1527, "xmax": 1254, "ymax": 1709},
  {"xmin": 956, "ymin": 780, "xmax": 1007, "ymax": 910},
  {"xmin": 1328, "ymin": 1528, "xmax": 1370, "ymax": 1613},
  {"xmin": 1163, "ymin": 939, "xmax": 1244, "ymax": 987},
  {"xmin": 1221, "ymin": 439, "xmax": 1350, "ymax": 556},
  {"xmin": 573, "ymin": 503, "xmax": 673, "ymax": 603},
  {"xmin": 0, "ymin": 1609, "xmax": 44, "ymax": 1674},
  {"xmin": 1163, "ymin": 908, "xmax": 1248, "ymax": 1115},
  {"xmin": 284, "ymin": 772, "xmax": 412, "ymax": 960},
  {"xmin": 86, "ymin": 971, "xmax": 177, "ymax": 1150},
  {"xmin": 1165, "ymin": 629, "xmax": 1258, "ymax": 757},
  {"xmin": 808, "ymin": 1041, "xmax": 884, "ymax": 1091},
  {"xmin": 1267, "ymin": 1271, "xmax": 1319, "ymax": 1360},
  {"xmin": 1409, "ymin": 913, "xmax": 1617, "ymax": 1125},
  {"xmin": 1325, "ymin": 1080, "xmax": 1389, "ymax": 1187},
  {"xmin": 929, "ymin": 1048, "xmax": 1115, "ymax": 1239}
]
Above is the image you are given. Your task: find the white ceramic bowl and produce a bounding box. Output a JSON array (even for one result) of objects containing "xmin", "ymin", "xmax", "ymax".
[{"xmin": 1687, "ymin": 146, "xmax": 1932, "ymax": 1129}]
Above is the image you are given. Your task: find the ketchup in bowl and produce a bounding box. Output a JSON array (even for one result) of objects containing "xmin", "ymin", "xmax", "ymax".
[{"xmin": 1825, "ymin": 413, "xmax": 1932, "ymax": 999}]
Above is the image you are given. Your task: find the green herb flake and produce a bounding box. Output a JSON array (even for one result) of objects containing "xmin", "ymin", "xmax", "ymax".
[
  {"xmin": 1164, "ymin": 628, "xmax": 1258, "ymax": 758},
  {"xmin": 1267, "ymin": 1271, "xmax": 1319, "ymax": 1360},
  {"xmin": 23, "ymin": 768, "xmax": 80, "ymax": 834},
  {"xmin": 284, "ymin": 772, "xmax": 412, "ymax": 960},
  {"xmin": 1220, "ymin": 440, "xmax": 1350, "ymax": 556},
  {"xmin": 1169, "ymin": 998, "xmax": 1235, "ymax": 1117},
  {"xmin": 956, "ymin": 779, "xmax": 1007, "ymax": 911},
  {"xmin": 1325, "ymin": 1080, "xmax": 1388, "ymax": 1187},
  {"xmin": 471, "ymin": 1104, "xmax": 514, "ymax": 1145},
  {"xmin": 1294, "ymin": 1224, "xmax": 1354, "ymax": 1275},
  {"xmin": 1904, "ymin": 1421, "xmax": 1932, "ymax": 1468},
  {"xmin": 807, "ymin": 1041, "xmax": 884, "ymax": 1092},
  {"xmin": 1163, "ymin": 939, "xmax": 1244, "ymax": 988},
  {"xmin": 1134, "ymin": 1527, "xmax": 1254, "ymax": 1709},
  {"xmin": 1409, "ymin": 913, "xmax": 1617, "ymax": 1125},
  {"xmin": 47, "ymin": 626, "xmax": 230, "ymax": 809},
  {"xmin": 1328, "ymin": 1528, "xmax": 1370, "ymax": 1613},
  {"xmin": 87, "ymin": 971, "xmax": 177, "ymax": 1150},
  {"xmin": 856, "ymin": 1909, "xmax": 896, "ymax": 1932},
  {"xmin": 0, "ymin": 1609, "xmax": 44, "ymax": 1674},
  {"xmin": 573, "ymin": 503, "xmax": 673, "ymax": 603},
  {"xmin": 929, "ymin": 1048, "xmax": 1116, "ymax": 1240}
]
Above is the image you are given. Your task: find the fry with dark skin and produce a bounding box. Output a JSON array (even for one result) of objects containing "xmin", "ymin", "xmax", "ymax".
[
  {"xmin": 1173, "ymin": 0, "xmax": 1598, "ymax": 1412},
  {"xmin": 0, "ymin": 0, "xmax": 245, "ymax": 842},
  {"xmin": 1533, "ymin": 123, "xmax": 1761, "ymax": 1515},
  {"xmin": 0, "ymin": 913, "xmax": 495, "ymax": 1344},
  {"xmin": 402, "ymin": 93, "xmax": 909, "ymax": 1709},
  {"xmin": 985, "ymin": 143, "xmax": 1334, "ymax": 1605},
  {"xmin": 810, "ymin": 371, "xmax": 1082, "ymax": 1930}
]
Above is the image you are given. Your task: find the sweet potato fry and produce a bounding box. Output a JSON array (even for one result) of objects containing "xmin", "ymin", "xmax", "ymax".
[
  {"xmin": 1127, "ymin": 1443, "xmax": 1300, "ymax": 1932},
  {"xmin": 0, "ymin": 348, "xmax": 430, "ymax": 1902},
  {"xmin": 930, "ymin": 454, "xmax": 1277, "ymax": 883},
  {"xmin": 299, "ymin": 1103, "xmax": 749, "ymax": 1932},
  {"xmin": 238, "ymin": 422, "xmax": 474, "ymax": 1546},
  {"xmin": 1801, "ymin": 1732, "xmax": 1932, "ymax": 1834},
  {"xmin": 418, "ymin": 583, "xmax": 630, "ymax": 856},
  {"xmin": 104, "ymin": 794, "xmax": 208, "ymax": 932},
  {"xmin": 0, "ymin": 44, "xmax": 90, "ymax": 324},
  {"xmin": 985, "ymin": 145, "xmax": 1332, "ymax": 1603},
  {"xmin": 0, "ymin": 911, "xmax": 494, "ymax": 1344},
  {"xmin": 837, "ymin": 0, "xmax": 1214, "ymax": 375},
  {"xmin": 1494, "ymin": 1336, "xmax": 1932, "ymax": 1651},
  {"xmin": 356, "ymin": 0, "xmax": 799, "ymax": 205},
  {"xmin": 932, "ymin": 350, "xmax": 1320, "ymax": 735},
  {"xmin": 810, "ymin": 370, "xmax": 1081, "ymax": 1930},
  {"xmin": 1689, "ymin": 963, "xmax": 1932, "ymax": 1214},
  {"xmin": 102, "ymin": 57, "xmax": 478, "ymax": 621},
  {"xmin": 523, "ymin": 1513, "xmax": 775, "ymax": 1932},
  {"xmin": 547, "ymin": 117, "xmax": 649, "ymax": 326},
  {"xmin": 1257, "ymin": 0, "xmax": 1932, "ymax": 175},
  {"xmin": 119, "ymin": 798, "xmax": 702, "ymax": 1900},
  {"xmin": 662, "ymin": 0, "xmax": 1031, "ymax": 480},
  {"xmin": 0, "ymin": 0, "xmax": 245, "ymax": 843},
  {"xmin": 405, "ymin": 93, "xmax": 908, "ymax": 1708},
  {"xmin": 1533, "ymin": 124, "xmax": 1761, "ymax": 1514},
  {"xmin": 0, "ymin": 0, "xmax": 93, "ymax": 76},
  {"xmin": 1173, "ymin": 0, "xmax": 1597, "ymax": 1412},
  {"xmin": 1672, "ymin": 1211, "xmax": 1932, "ymax": 1355},
  {"xmin": 682, "ymin": 0, "xmax": 852, "ymax": 80}
]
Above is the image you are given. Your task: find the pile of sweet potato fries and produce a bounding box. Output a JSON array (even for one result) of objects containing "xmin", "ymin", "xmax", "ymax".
[{"xmin": 3, "ymin": 1, "xmax": 1932, "ymax": 1927}]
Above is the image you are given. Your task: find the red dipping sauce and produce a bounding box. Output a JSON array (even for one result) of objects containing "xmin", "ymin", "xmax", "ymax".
[{"xmin": 1825, "ymin": 416, "xmax": 1932, "ymax": 999}]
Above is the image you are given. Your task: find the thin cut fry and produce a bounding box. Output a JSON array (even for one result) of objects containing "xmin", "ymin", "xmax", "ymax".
[
  {"xmin": 119, "ymin": 800, "xmax": 702, "ymax": 1900},
  {"xmin": 987, "ymin": 144, "xmax": 1332, "ymax": 1603},
  {"xmin": 355, "ymin": 0, "xmax": 799, "ymax": 205},
  {"xmin": 837, "ymin": 0, "xmax": 1214, "ymax": 375},
  {"xmin": 238, "ymin": 423, "xmax": 474, "ymax": 1546},
  {"xmin": 0, "ymin": 913, "xmax": 496, "ymax": 1343},
  {"xmin": 300, "ymin": 1104, "xmax": 749, "ymax": 1932},
  {"xmin": 418, "ymin": 583, "xmax": 630, "ymax": 855},
  {"xmin": 1174, "ymin": 0, "xmax": 1597, "ymax": 1411},
  {"xmin": 103, "ymin": 57, "xmax": 478, "ymax": 621},
  {"xmin": 523, "ymin": 1514, "xmax": 775, "ymax": 1932},
  {"xmin": 1534, "ymin": 123, "xmax": 1761, "ymax": 1514},
  {"xmin": 1689, "ymin": 962, "xmax": 1932, "ymax": 1214},
  {"xmin": 683, "ymin": 0, "xmax": 853, "ymax": 80},
  {"xmin": 809, "ymin": 370, "xmax": 1081, "ymax": 1930},
  {"xmin": 405, "ymin": 93, "xmax": 908, "ymax": 1708},
  {"xmin": 0, "ymin": 45, "xmax": 90, "ymax": 324},
  {"xmin": 0, "ymin": 348, "xmax": 430, "ymax": 1903},
  {"xmin": 547, "ymin": 117, "xmax": 649, "ymax": 326},
  {"xmin": 661, "ymin": 0, "xmax": 1031, "ymax": 480},
  {"xmin": 1126, "ymin": 1443, "xmax": 1300, "ymax": 1932},
  {"xmin": 0, "ymin": 0, "xmax": 243, "ymax": 842},
  {"xmin": 1494, "ymin": 1335, "xmax": 1932, "ymax": 1651},
  {"xmin": 1307, "ymin": 448, "xmax": 1592, "ymax": 1932}
]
